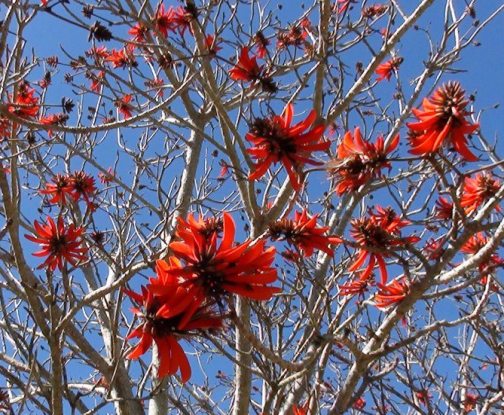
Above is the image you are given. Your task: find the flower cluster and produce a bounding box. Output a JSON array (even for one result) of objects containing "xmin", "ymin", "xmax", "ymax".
[
  {"xmin": 461, "ymin": 232, "xmax": 503, "ymax": 289},
  {"xmin": 276, "ymin": 18, "xmax": 311, "ymax": 51},
  {"xmin": 373, "ymin": 277, "xmax": 410, "ymax": 310},
  {"xmin": 460, "ymin": 172, "xmax": 501, "ymax": 215},
  {"xmin": 40, "ymin": 171, "xmax": 96, "ymax": 207},
  {"xmin": 348, "ymin": 206, "xmax": 419, "ymax": 284},
  {"xmin": 268, "ymin": 209, "xmax": 341, "ymax": 257},
  {"xmin": 8, "ymin": 81, "xmax": 40, "ymax": 119},
  {"xmin": 25, "ymin": 216, "xmax": 88, "ymax": 271},
  {"xmin": 125, "ymin": 285, "xmax": 222, "ymax": 382},
  {"xmin": 408, "ymin": 81, "xmax": 479, "ymax": 160},
  {"xmin": 375, "ymin": 56, "xmax": 403, "ymax": 82},
  {"xmin": 246, "ymin": 103, "xmax": 328, "ymax": 191},
  {"xmin": 328, "ymin": 127, "xmax": 399, "ymax": 195},
  {"xmin": 229, "ymin": 47, "xmax": 277, "ymax": 92},
  {"xmin": 126, "ymin": 212, "xmax": 281, "ymax": 381},
  {"xmin": 154, "ymin": 4, "xmax": 196, "ymax": 38}
]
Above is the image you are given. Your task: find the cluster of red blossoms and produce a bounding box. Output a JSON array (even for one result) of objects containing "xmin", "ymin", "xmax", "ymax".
[
  {"xmin": 8, "ymin": 81, "xmax": 40, "ymax": 119},
  {"xmin": 461, "ymin": 172, "xmax": 501, "ymax": 215},
  {"xmin": 339, "ymin": 207, "xmax": 418, "ymax": 308},
  {"xmin": 25, "ymin": 216, "xmax": 88, "ymax": 271},
  {"xmin": 461, "ymin": 232, "xmax": 503, "ymax": 290},
  {"xmin": 40, "ymin": 171, "xmax": 97, "ymax": 208},
  {"xmin": 268, "ymin": 210, "xmax": 341, "ymax": 258},
  {"xmin": 246, "ymin": 103, "xmax": 329, "ymax": 191},
  {"xmin": 229, "ymin": 47, "xmax": 277, "ymax": 93},
  {"xmin": 408, "ymin": 81, "xmax": 479, "ymax": 161},
  {"xmin": 375, "ymin": 56, "xmax": 403, "ymax": 82},
  {"xmin": 276, "ymin": 18, "xmax": 312, "ymax": 51},
  {"xmin": 125, "ymin": 212, "xmax": 281, "ymax": 381},
  {"xmin": 328, "ymin": 127, "xmax": 399, "ymax": 195}
]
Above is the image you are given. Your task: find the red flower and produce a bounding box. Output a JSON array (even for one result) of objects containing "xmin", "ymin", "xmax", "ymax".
[
  {"xmin": 0, "ymin": 117, "xmax": 11, "ymax": 140},
  {"xmin": 39, "ymin": 113, "xmax": 69, "ymax": 137},
  {"xmin": 205, "ymin": 34, "xmax": 222, "ymax": 56},
  {"xmin": 435, "ymin": 196, "xmax": 454, "ymax": 219},
  {"xmin": 292, "ymin": 401, "xmax": 309, "ymax": 415},
  {"xmin": 353, "ymin": 396, "xmax": 366, "ymax": 410},
  {"xmin": 149, "ymin": 212, "xmax": 280, "ymax": 320},
  {"xmin": 88, "ymin": 71, "xmax": 105, "ymax": 92},
  {"xmin": 407, "ymin": 82, "xmax": 479, "ymax": 161},
  {"xmin": 254, "ymin": 31, "xmax": 269, "ymax": 58},
  {"xmin": 153, "ymin": 4, "xmax": 194, "ymax": 37},
  {"xmin": 125, "ymin": 285, "xmax": 222, "ymax": 382},
  {"xmin": 25, "ymin": 216, "xmax": 88, "ymax": 271},
  {"xmin": 115, "ymin": 94, "xmax": 134, "ymax": 119},
  {"xmin": 169, "ymin": 6, "xmax": 196, "ymax": 36},
  {"xmin": 277, "ymin": 20, "xmax": 310, "ymax": 50},
  {"xmin": 128, "ymin": 23, "xmax": 149, "ymax": 43},
  {"xmin": 8, "ymin": 82, "xmax": 40, "ymax": 119},
  {"xmin": 461, "ymin": 232, "xmax": 503, "ymax": 287},
  {"xmin": 69, "ymin": 171, "xmax": 96, "ymax": 205},
  {"xmin": 328, "ymin": 127, "xmax": 399, "ymax": 195},
  {"xmin": 374, "ymin": 277, "xmax": 409, "ymax": 310},
  {"xmin": 229, "ymin": 46, "xmax": 262, "ymax": 82},
  {"xmin": 460, "ymin": 172, "xmax": 501, "ymax": 215},
  {"xmin": 40, "ymin": 174, "xmax": 77, "ymax": 205},
  {"xmin": 268, "ymin": 210, "xmax": 341, "ymax": 257},
  {"xmin": 86, "ymin": 46, "xmax": 109, "ymax": 60},
  {"xmin": 424, "ymin": 238, "xmax": 445, "ymax": 260},
  {"xmin": 416, "ymin": 389, "xmax": 432, "ymax": 406},
  {"xmin": 246, "ymin": 103, "xmax": 328, "ymax": 191},
  {"xmin": 105, "ymin": 48, "xmax": 137, "ymax": 69},
  {"xmin": 375, "ymin": 57, "xmax": 403, "ymax": 82},
  {"xmin": 338, "ymin": 275, "xmax": 373, "ymax": 297},
  {"xmin": 362, "ymin": 4, "xmax": 388, "ymax": 19},
  {"xmin": 463, "ymin": 393, "xmax": 478, "ymax": 413},
  {"xmin": 153, "ymin": 4, "xmax": 175, "ymax": 37},
  {"xmin": 349, "ymin": 207, "xmax": 419, "ymax": 284}
]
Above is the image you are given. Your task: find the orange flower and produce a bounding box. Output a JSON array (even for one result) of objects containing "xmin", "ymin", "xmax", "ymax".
[
  {"xmin": 435, "ymin": 196, "xmax": 454, "ymax": 219},
  {"xmin": 125, "ymin": 285, "xmax": 222, "ymax": 382},
  {"xmin": 374, "ymin": 277, "xmax": 409, "ymax": 310},
  {"xmin": 115, "ymin": 94, "xmax": 134, "ymax": 119},
  {"xmin": 69, "ymin": 171, "xmax": 96, "ymax": 206},
  {"xmin": 40, "ymin": 174, "xmax": 77, "ymax": 206},
  {"xmin": 246, "ymin": 103, "xmax": 328, "ymax": 191},
  {"xmin": 128, "ymin": 23, "xmax": 149, "ymax": 43},
  {"xmin": 463, "ymin": 392, "xmax": 478, "ymax": 413},
  {"xmin": 338, "ymin": 274, "xmax": 374, "ymax": 297},
  {"xmin": 8, "ymin": 81, "xmax": 40, "ymax": 119},
  {"xmin": 362, "ymin": 4, "xmax": 388, "ymax": 19},
  {"xmin": 25, "ymin": 216, "xmax": 88, "ymax": 271},
  {"xmin": 461, "ymin": 232, "xmax": 503, "ymax": 288},
  {"xmin": 352, "ymin": 396, "xmax": 366, "ymax": 410},
  {"xmin": 277, "ymin": 19, "xmax": 310, "ymax": 50},
  {"xmin": 149, "ymin": 213, "xmax": 280, "ymax": 321},
  {"xmin": 268, "ymin": 209, "xmax": 341, "ymax": 257},
  {"xmin": 39, "ymin": 113, "xmax": 68, "ymax": 137},
  {"xmin": 254, "ymin": 31, "xmax": 269, "ymax": 58},
  {"xmin": 460, "ymin": 172, "xmax": 501, "ymax": 215},
  {"xmin": 349, "ymin": 206, "xmax": 419, "ymax": 284},
  {"xmin": 375, "ymin": 57, "xmax": 403, "ymax": 82},
  {"xmin": 105, "ymin": 48, "xmax": 137, "ymax": 69},
  {"xmin": 205, "ymin": 34, "xmax": 222, "ymax": 56},
  {"xmin": 229, "ymin": 46, "xmax": 260, "ymax": 80},
  {"xmin": 328, "ymin": 127, "xmax": 399, "ymax": 194},
  {"xmin": 407, "ymin": 82, "xmax": 479, "ymax": 160}
]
